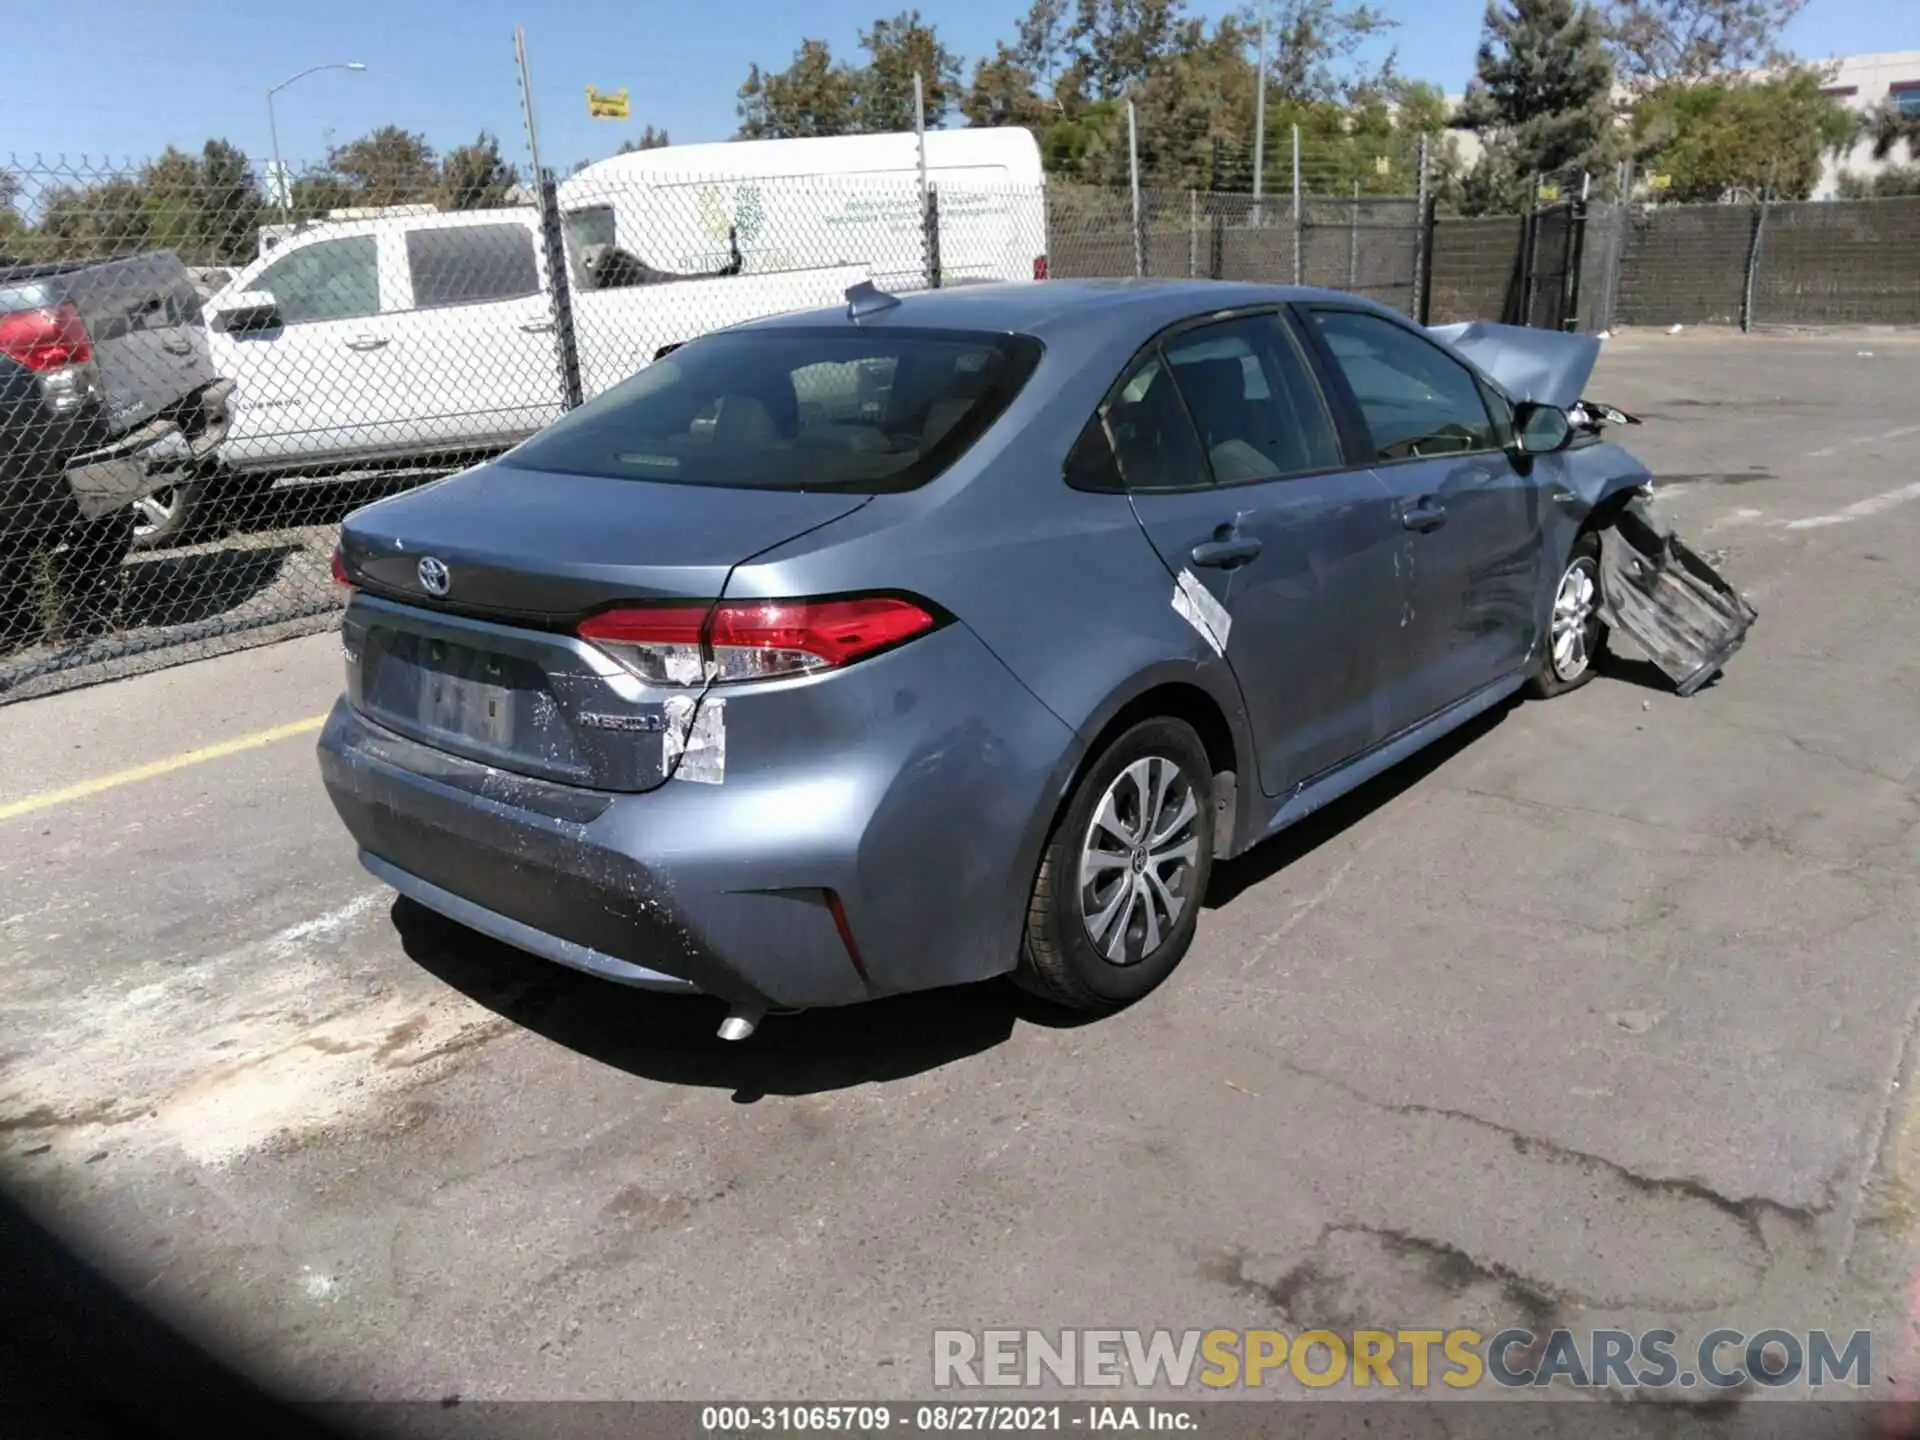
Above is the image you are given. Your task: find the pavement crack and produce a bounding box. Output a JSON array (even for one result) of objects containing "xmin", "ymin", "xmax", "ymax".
[{"xmin": 1267, "ymin": 1056, "xmax": 1824, "ymax": 1241}]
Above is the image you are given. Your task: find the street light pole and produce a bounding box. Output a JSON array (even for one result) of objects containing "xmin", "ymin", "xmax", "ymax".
[{"xmin": 267, "ymin": 61, "xmax": 366, "ymax": 220}]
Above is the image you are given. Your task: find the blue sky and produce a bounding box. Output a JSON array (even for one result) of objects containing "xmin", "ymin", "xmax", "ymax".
[{"xmin": 5, "ymin": 0, "xmax": 1911, "ymax": 177}]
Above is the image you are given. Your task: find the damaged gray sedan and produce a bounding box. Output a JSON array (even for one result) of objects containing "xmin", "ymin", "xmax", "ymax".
[{"xmin": 318, "ymin": 280, "xmax": 1753, "ymax": 1038}]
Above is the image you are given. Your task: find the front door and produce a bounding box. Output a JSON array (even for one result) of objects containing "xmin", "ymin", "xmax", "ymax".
[
  {"xmin": 1110, "ymin": 312, "xmax": 1412, "ymax": 799},
  {"xmin": 215, "ymin": 232, "xmax": 395, "ymax": 470},
  {"xmin": 1300, "ymin": 306, "xmax": 1545, "ymax": 728}
]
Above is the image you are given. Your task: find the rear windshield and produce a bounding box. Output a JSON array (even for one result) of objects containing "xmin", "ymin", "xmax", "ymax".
[{"xmin": 503, "ymin": 326, "xmax": 1043, "ymax": 494}]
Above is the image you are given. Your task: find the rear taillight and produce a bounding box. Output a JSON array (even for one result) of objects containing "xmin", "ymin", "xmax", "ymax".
[
  {"xmin": 1032, "ymin": 255, "xmax": 1049, "ymax": 281},
  {"xmin": 330, "ymin": 549, "xmax": 353, "ymax": 589},
  {"xmin": 0, "ymin": 302, "xmax": 93, "ymax": 372},
  {"xmin": 578, "ymin": 595, "xmax": 938, "ymax": 686}
]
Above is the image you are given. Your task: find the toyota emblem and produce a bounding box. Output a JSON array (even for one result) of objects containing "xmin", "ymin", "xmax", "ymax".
[{"xmin": 416, "ymin": 556, "xmax": 451, "ymax": 597}]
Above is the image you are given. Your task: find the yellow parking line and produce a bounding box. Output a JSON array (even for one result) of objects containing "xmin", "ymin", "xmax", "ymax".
[{"xmin": 0, "ymin": 715, "xmax": 327, "ymax": 823}]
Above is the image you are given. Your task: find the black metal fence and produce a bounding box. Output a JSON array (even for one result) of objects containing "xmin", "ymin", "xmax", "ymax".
[{"xmin": 1, "ymin": 144, "xmax": 1917, "ymax": 706}]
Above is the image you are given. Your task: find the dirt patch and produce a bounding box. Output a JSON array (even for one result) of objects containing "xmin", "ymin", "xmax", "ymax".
[{"xmin": 0, "ymin": 891, "xmax": 514, "ymax": 1171}]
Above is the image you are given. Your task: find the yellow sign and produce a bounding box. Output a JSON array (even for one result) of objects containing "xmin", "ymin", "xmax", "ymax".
[
  {"xmin": 586, "ymin": 86, "xmax": 630, "ymax": 120},
  {"xmin": 1537, "ymin": 182, "xmax": 1560, "ymax": 202},
  {"xmin": 1374, "ymin": 155, "xmax": 1391, "ymax": 176},
  {"xmin": 1649, "ymin": 172, "xmax": 1673, "ymax": 190}
]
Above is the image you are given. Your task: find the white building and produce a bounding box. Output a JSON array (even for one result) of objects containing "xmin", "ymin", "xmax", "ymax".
[
  {"xmin": 1442, "ymin": 49, "xmax": 1920, "ymax": 199},
  {"xmin": 1811, "ymin": 49, "xmax": 1920, "ymax": 197}
]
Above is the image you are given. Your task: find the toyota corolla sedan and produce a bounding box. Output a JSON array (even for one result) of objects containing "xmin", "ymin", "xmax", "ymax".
[{"xmin": 319, "ymin": 280, "xmax": 1746, "ymax": 1039}]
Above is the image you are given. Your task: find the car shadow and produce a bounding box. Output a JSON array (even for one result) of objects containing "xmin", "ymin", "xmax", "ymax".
[
  {"xmin": 118, "ymin": 543, "xmax": 299, "ymax": 629},
  {"xmin": 1205, "ymin": 698, "xmax": 1514, "ymax": 908},
  {"xmin": 391, "ymin": 898, "xmax": 1091, "ymax": 1102},
  {"xmin": 1596, "ymin": 650, "xmax": 1703, "ymax": 694}
]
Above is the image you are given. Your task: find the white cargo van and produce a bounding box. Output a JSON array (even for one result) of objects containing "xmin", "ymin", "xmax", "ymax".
[
  {"xmin": 557, "ymin": 127, "xmax": 1049, "ymax": 293},
  {"xmin": 140, "ymin": 130, "xmax": 1047, "ymax": 545}
]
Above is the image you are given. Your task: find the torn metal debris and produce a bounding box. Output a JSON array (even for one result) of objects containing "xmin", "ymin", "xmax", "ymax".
[{"xmin": 1598, "ymin": 494, "xmax": 1757, "ymax": 698}]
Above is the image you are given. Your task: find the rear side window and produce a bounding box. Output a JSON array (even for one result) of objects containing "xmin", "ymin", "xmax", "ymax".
[
  {"xmin": 1309, "ymin": 308, "xmax": 1497, "ymax": 460},
  {"xmin": 254, "ymin": 236, "xmax": 378, "ymax": 325},
  {"xmin": 1163, "ymin": 316, "xmax": 1343, "ymax": 481},
  {"xmin": 405, "ymin": 224, "xmax": 540, "ymax": 309},
  {"xmin": 1098, "ymin": 355, "xmax": 1212, "ymax": 493},
  {"xmin": 504, "ymin": 327, "xmax": 1043, "ymax": 494}
]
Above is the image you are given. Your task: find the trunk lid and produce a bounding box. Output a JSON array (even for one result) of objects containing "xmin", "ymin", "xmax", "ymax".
[{"xmin": 338, "ymin": 460, "xmax": 867, "ymax": 790}]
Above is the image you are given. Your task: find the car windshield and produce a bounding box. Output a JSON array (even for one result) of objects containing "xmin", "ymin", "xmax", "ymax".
[{"xmin": 504, "ymin": 326, "xmax": 1043, "ymax": 494}]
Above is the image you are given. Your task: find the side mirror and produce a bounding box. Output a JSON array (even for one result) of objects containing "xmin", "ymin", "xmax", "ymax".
[
  {"xmin": 210, "ymin": 290, "xmax": 282, "ymax": 335},
  {"xmin": 1512, "ymin": 400, "xmax": 1574, "ymax": 455}
]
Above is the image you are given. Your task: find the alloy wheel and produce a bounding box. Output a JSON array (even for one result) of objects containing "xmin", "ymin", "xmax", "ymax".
[
  {"xmin": 1550, "ymin": 555, "xmax": 1601, "ymax": 682},
  {"xmin": 1078, "ymin": 755, "xmax": 1202, "ymax": 966}
]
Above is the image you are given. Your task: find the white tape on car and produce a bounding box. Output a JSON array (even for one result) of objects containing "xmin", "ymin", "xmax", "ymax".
[
  {"xmin": 1171, "ymin": 569, "xmax": 1231, "ymax": 656},
  {"xmin": 664, "ymin": 695, "xmax": 726, "ymax": 784}
]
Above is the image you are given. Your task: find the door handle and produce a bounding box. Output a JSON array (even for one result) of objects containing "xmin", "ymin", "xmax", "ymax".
[
  {"xmin": 1190, "ymin": 536, "xmax": 1262, "ymax": 569},
  {"xmin": 519, "ymin": 320, "xmax": 556, "ymax": 334},
  {"xmin": 160, "ymin": 338, "xmax": 195, "ymax": 356},
  {"xmin": 345, "ymin": 335, "xmax": 389, "ymax": 352},
  {"xmin": 1400, "ymin": 502, "xmax": 1447, "ymax": 532}
]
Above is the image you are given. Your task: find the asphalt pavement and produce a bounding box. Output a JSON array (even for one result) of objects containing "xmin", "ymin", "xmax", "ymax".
[{"xmin": 1, "ymin": 329, "xmax": 1918, "ymax": 1427}]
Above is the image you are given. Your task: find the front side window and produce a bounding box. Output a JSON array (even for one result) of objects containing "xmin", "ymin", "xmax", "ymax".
[
  {"xmin": 1309, "ymin": 308, "xmax": 1498, "ymax": 461},
  {"xmin": 254, "ymin": 236, "xmax": 378, "ymax": 325},
  {"xmin": 405, "ymin": 224, "xmax": 540, "ymax": 309},
  {"xmin": 505, "ymin": 327, "xmax": 1042, "ymax": 494},
  {"xmin": 1163, "ymin": 316, "xmax": 1343, "ymax": 482}
]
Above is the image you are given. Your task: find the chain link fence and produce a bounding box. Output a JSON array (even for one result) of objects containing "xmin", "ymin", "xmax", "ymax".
[{"xmin": 3, "ymin": 143, "xmax": 1917, "ymax": 705}]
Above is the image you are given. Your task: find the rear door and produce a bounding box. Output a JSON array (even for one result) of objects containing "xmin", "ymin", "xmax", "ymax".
[
  {"xmin": 215, "ymin": 231, "xmax": 393, "ymax": 468},
  {"xmin": 391, "ymin": 220, "xmax": 566, "ymax": 452},
  {"xmin": 1301, "ymin": 306, "xmax": 1545, "ymax": 728},
  {"xmin": 1108, "ymin": 312, "xmax": 1411, "ymax": 798}
]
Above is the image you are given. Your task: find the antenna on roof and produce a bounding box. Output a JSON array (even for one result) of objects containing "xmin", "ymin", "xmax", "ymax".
[{"xmin": 846, "ymin": 280, "xmax": 901, "ymax": 321}]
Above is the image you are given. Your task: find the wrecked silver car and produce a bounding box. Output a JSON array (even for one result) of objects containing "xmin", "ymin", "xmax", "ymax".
[{"xmin": 320, "ymin": 284, "xmax": 1756, "ymax": 1037}]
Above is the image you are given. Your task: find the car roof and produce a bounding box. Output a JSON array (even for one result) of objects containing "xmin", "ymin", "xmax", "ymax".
[{"xmin": 735, "ymin": 278, "xmax": 1395, "ymax": 346}]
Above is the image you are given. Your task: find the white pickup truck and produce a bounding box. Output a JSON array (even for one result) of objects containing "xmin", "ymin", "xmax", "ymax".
[{"xmin": 132, "ymin": 208, "xmax": 865, "ymax": 544}]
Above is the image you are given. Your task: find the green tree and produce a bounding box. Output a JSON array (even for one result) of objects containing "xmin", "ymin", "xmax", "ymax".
[
  {"xmin": 198, "ymin": 140, "xmax": 264, "ymax": 263},
  {"xmin": 1632, "ymin": 70, "xmax": 1853, "ymax": 200},
  {"xmin": 1455, "ymin": 0, "xmax": 1620, "ymax": 187},
  {"xmin": 618, "ymin": 125, "xmax": 673, "ymax": 152},
  {"xmin": 1861, "ymin": 97, "xmax": 1920, "ymax": 166},
  {"xmin": 858, "ymin": 11, "xmax": 964, "ymax": 130},
  {"xmin": 0, "ymin": 171, "xmax": 23, "ymax": 252},
  {"xmin": 1837, "ymin": 164, "xmax": 1920, "ymax": 199},
  {"xmin": 1070, "ymin": 0, "xmax": 1190, "ymax": 101},
  {"xmin": 737, "ymin": 40, "xmax": 860, "ymax": 137},
  {"xmin": 288, "ymin": 173, "xmax": 361, "ymax": 220},
  {"xmin": 325, "ymin": 125, "xmax": 439, "ymax": 207},
  {"xmin": 36, "ymin": 177, "xmax": 154, "ymax": 260},
  {"xmin": 438, "ymin": 130, "xmax": 520, "ymax": 209},
  {"xmin": 1261, "ymin": 0, "xmax": 1401, "ymax": 105},
  {"xmin": 1602, "ymin": 0, "xmax": 1808, "ymax": 85}
]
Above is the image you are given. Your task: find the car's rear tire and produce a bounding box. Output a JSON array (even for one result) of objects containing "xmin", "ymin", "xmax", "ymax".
[
  {"xmin": 1526, "ymin": 531, "xmax": 1608, "ymax": 699},
  {"xmin": 1016, "ymin": 717, "xmax": 1215, "ymax": 1013}
]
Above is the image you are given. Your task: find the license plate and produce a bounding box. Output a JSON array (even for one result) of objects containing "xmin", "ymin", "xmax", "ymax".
[{"xmin": 412, "ymin": 645, "xmax": 517, "ymax": 750}]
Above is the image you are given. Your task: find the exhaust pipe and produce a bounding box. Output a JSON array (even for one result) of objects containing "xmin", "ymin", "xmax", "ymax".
[{"xmin": 717, "ymin": 1004, "xmax": 765, "ymax": 1042}]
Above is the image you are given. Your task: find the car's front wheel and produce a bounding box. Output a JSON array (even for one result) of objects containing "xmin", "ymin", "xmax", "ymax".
[
  {"xmin": 1527, "ymin": 531, "xmax": 1608, "ymax": 698},
  {"xmin": 1017, "ymin": 717, "xmax": 1215, "ymax": 1012}
]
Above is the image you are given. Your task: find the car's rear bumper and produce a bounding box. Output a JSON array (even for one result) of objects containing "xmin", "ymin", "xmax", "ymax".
[{"xmin": 316, "ymin": 623, "xmax": 1078, "ymax": 1010}]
